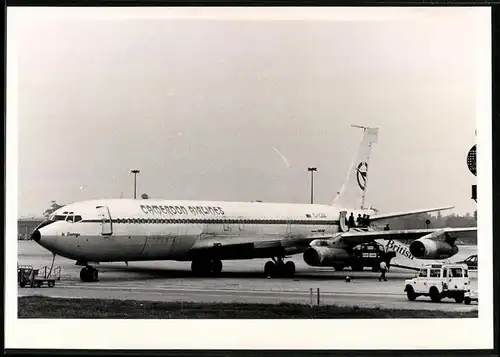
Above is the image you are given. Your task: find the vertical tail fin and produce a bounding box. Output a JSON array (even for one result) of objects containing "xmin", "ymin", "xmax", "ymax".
[{"xmin": 331, "ymin": 125, "xmax": 379, "ymax": 209}]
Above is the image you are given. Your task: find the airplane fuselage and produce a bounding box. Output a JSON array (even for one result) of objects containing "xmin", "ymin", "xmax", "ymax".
[{"xmin": 35, "ymin": 198, "xmax": 373, "ymax": 263}]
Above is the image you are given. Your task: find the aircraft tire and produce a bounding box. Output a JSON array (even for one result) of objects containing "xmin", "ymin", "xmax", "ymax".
[
  {"xmin": 80, "ymin": 268, "xmax": 90, "ymax": 282},
  {"xmin": 264, "ymin": 261, "xmax": 276, "ymax": 277},
  {"xmin": 80, "ymin": 267, "xmax": 99, "ymax": 282},
  {"xmin": 284, "ymin": 261, "xmax": 296, "ymax": 277},
  {"xmin": 91, "ymin": 268, "xmax": 99, "ymax": 282},
  {"xmin": 191, "ymin": 259, "xmax": 212, "ymax": 276},
  {"xmin": 191, "ymin": 260, "xmax": 204, "ymax": 276},
  {"xmin": 211, "ymin": 259, "xmax": 223, "ymax": 275}
]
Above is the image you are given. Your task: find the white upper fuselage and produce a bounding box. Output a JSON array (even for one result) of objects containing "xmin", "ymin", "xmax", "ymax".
[{"xmin": 35, "ymin": 198, "xmax": 374, "ymax": 263}]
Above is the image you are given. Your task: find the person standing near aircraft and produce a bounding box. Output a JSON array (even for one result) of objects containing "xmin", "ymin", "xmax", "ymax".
[
  {"xmin": 357, "ymin": 214, "xmax": 363, "ymax": 227},
  {"xmin": 379, "ymin": 260, "xmax": 388, "ymax": 281},
  {"xmin": 384, "ymin": 224, "xmax": 390, "ymax": 231}
]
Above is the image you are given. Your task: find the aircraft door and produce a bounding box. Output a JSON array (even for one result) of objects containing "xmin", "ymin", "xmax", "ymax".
[
  {"xmin": 96, "ymin": 206, "xmax": 113, "ymax": 236},
  {"xmin": 339, "ymin": 211, "xmax": 348, "ymax": 232}
]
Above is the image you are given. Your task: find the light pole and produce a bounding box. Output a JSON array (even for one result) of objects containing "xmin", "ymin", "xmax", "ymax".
[
  {"xmin": 131, "ymin": 169, "xmax": 140, "ymax": 199},
  {"xmin": 307, "ymin": 167, "xmax": 317, "ymax": 204}
]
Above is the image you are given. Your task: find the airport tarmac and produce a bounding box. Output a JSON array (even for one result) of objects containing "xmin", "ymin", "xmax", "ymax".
[{"xmin": 17, "ymin": 241, "xmax": 478, "ymax": 312}]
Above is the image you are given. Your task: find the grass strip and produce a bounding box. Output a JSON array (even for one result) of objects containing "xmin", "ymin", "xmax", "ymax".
[{"xmin": 18, "ymin": 296, "xmax": 478, "ymax": 319}]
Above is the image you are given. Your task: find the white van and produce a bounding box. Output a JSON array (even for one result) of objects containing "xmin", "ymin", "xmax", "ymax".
[{"xmin": 404, "ymin": 263, "xmax": 472, "ymax": 304}]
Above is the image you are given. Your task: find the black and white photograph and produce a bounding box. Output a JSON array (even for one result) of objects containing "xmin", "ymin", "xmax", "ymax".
[{"xmin": 6, "ymin": 6, "xmax": 493, "ymax": 350}]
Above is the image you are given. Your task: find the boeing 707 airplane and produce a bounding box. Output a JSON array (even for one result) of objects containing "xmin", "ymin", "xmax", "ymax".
[{"xmin": 31, "ymin": 126, "xmax": 476, "ymax": 282}]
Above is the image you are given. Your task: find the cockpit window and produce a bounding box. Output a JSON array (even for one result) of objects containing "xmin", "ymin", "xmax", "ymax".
[{"xmin": 50, "ymin": 212, "xmax": 83, "ymax": 222}]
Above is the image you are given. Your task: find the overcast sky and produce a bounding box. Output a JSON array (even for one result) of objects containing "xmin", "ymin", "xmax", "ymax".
[{"xmin": 11, "ymin": 8, "xmax": 485, "ymax": 218}]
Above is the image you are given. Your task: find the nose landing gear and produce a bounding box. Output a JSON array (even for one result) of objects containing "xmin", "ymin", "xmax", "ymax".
[
  {"xmin": 80, "ymin": 266, "xmax": 99, "ymax": 282},
  {"xmin": 264, "ymin": 257, "xmax": 295, "ymax": 278}
]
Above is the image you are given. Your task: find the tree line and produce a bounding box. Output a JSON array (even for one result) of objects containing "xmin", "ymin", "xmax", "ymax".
[{"xmin": 382, "ymin": 210, "xmax": 477, "ymax": 230}]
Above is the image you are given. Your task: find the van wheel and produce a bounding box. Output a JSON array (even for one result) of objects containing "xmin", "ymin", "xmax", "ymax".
[
  {"xmin": 454, "ymin": 292, "xmax": 464, "ymax": 303},
  {"xmin": 464, "ymin": 297, "xmax": 471, "ymax": 305},
  {"xmin": 430, "ymin": 287, "xmax": 441, "ymax": 303},
  {"xmin": 406, "ymin": 287, "xmax": 417, "ymax": 301}
]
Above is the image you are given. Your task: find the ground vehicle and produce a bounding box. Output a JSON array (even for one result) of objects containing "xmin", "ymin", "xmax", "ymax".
[
  {"xmin": 404, "ymin": 263, "xmax": 471, "ymax": 303},
  {"xmin": 457, "ymin": 254, "xmax": 478, "ymax": 270},
  {"xmin": 17, "ymin": 264, "xmax": 61, "ymax": 288},
  {"xmin": 349, "ymin": 242, "xmax": 396, "ymax": 271}
]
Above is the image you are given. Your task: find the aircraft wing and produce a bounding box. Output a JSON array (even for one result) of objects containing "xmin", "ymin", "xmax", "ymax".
[
  {"xmin": 189, "ymin": 233, "xmax": 331, "ymax": 258},
  {"xmin": 334, "ymin": 227, "xmax": 476, "ymax": 247},
  {"xmin": 370, "ymin": 206, "xmax": 454, "ymax": 221}
]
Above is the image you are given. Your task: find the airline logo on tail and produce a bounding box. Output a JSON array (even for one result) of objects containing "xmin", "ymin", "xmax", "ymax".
[
  {"xmin": 356, "ymin": 162, "xmax": 368, "ymax": 191},
  {"xmin": 331, "ymin": 126, "xmax": 378, "ymax": 209}
]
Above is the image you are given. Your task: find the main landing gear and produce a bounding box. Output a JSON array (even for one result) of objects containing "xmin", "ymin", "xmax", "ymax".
[
  {"xmin": 264, "ymin": 257, "xmax": 295, "ymax": 278},
  {"xmin": 80, "ymin": 266, "xmax": 99, "ymax": 282},
  {"xmin": 191, "ymin": 259, "xmax": 223, "ymax": 276}
]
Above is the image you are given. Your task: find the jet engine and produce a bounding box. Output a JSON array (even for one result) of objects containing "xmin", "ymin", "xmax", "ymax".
[
  {"xmin": 409, "ymin": 233, "xmax": 459, "ymax": 260},
  {"xmin": 303, "ymin": 245, "xmax": 350, "ymax": 267}
]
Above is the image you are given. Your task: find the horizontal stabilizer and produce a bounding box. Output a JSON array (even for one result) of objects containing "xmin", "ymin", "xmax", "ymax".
[{"xmin": 370, "ymin": 206, "xmax": 454, "ymax": 221}]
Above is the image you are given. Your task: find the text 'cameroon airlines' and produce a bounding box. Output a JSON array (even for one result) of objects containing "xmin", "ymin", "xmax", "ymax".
[{"xmin": 31, "ymin": 126, "xmax": 476, "ymax": 282}]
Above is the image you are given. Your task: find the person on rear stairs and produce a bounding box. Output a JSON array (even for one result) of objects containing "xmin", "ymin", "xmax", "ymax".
[{"xmin": 348, "ymin": 213, "xmax": 355, "ymax": 228}]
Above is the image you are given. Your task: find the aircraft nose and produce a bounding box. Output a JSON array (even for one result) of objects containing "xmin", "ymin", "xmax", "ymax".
[{"xmin": 31, "ymin": 230, "xmax": 41, "ymax": 242}]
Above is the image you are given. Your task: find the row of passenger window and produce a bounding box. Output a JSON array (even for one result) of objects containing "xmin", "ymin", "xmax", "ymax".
[{"xmin": 112, "ymin": 218, "xmax": 323, "ymax": 225}]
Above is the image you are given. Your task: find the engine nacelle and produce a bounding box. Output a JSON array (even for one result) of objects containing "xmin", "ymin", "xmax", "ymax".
[
  {"xmin": 303, "ymin": 246, "xmax": 350, "ymax": 267},
  {"xmin": 409, "ymin": 237, "xmax": 459, "ymax": 259}
]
